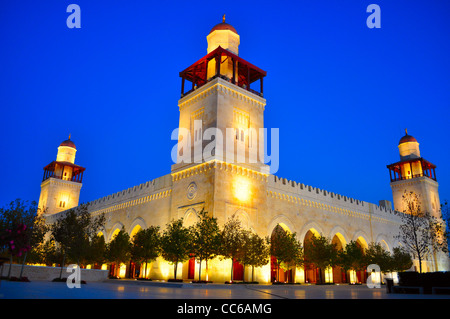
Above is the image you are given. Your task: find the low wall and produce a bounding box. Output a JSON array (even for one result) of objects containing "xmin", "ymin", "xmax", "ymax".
[{"xmin": 1, "ymin": 264, "xmax": 108, "ymax": 282}]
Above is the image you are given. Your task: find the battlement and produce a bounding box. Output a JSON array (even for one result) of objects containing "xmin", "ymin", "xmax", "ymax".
[
  {"xmin": 88, "ymin": 174, "xmax": 172, "ymax": 212},
  {"xmin": 268, "ymin": 175, "xmax": 398, "ymax": 221},
  {"xmin": 44, "ymin": 174, "xmax": 172, "ymax": 224}
]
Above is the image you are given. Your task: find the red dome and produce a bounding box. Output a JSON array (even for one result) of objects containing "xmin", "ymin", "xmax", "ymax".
[
  {"xmin": 210, "ymin": 22, "xmax": 238, "ymax": 34},
  {"xmin": 60, "ymin": 138, "xmax": 76, "ymax": 149},
  {"xmin": 398, "ymin": 134, "xmax": 417, "ymax": 145}
]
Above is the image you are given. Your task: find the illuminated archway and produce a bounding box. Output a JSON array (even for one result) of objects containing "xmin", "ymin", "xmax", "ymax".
[
  {"xmin": 303, "ymin": 229, "xmax": 321, "ymax": 284},
  {"xmin": 109, "ymin": 223, "xmax": 124, "ymax": 242},
  {"xmin": 355, "ymin": 236, "xmax": 369, "ymax": 283},
  {"xmin": 129, "ymin": 217, "xmax": 147, "ymax": 240},
  {"xmin": 183, "ymin": 208, "xmax": 199, "ymax": 228},
  {"xmin": 183, "ymin": 208, "xmax": 199, "ymax": 281},
  {"xmin": 128, "ymin": 222, "xmax": 145, "ymax": 279},
  {"xmin": 108, "ymin": 223, "xmax": 126, "ymax": 278},
  {"xmin": 331, "ymin": 233, "xmax": 346, "ymax": 283},
  {"xmin": 270, "ymin": 224, "xmax": 295, "ymax": 283}
]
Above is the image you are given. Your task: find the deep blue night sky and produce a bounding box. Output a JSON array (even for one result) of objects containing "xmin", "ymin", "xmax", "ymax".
[{"xmin": 1, "ymin": 1, "xmax": 449, "ymax": 209}]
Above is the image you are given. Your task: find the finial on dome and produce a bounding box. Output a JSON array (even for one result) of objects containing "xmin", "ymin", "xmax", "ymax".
[
  {"xmin": 222, "ymin": 14, "xmax": 226, "ymax": 23},
  {"xmin": 405, "ymin": 128, "xmax": 408, "ymax": 135},
  {"xmin": 69, "ymin": 133, "xmax": 71, "ymax": 140}
]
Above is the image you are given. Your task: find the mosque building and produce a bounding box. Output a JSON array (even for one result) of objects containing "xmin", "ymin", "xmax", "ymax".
[{"xmin": 38, "ymin": 18, "xmax": 449, "ymax": 283}]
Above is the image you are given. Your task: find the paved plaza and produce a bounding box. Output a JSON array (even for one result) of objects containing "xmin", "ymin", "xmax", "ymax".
[{"xmin": 1, "ymin": 279, "xmax": 450, "ymax": 299}]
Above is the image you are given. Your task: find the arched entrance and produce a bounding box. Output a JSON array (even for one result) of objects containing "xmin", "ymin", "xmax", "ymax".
[
  {"xmin": 270, "ymin": 224, "xmax": 294, "ymax": 283},
  {"xmin": 129, "ymin": 224, "xmax": 143, "ymax": 279},
  {"xmin": 355, "ymin": 236, "xmax": 368, "ymax": 283},
  {"xmin": 331, "ymin": 234, "xmax": 346, "ymax": 283},
  {"xmin": 303, "ymin": 229, "xmax": 320, "ymax": 284}
]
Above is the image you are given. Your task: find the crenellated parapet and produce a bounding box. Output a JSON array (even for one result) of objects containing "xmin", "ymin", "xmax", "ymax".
[{"xmin": 268, "ymin": 175, "xmax": 401, "ymax": 225}]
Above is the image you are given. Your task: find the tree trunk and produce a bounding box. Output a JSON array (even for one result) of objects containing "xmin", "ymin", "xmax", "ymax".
[
  {"xmin": 231, "ymin": 259, "xmax": 234, "ymax": 282},
  {"xmin": 8, "ymin": 254, "xmax": 13, "ymax": 279},
  {"xmin": 59, "ymin": 253, "xmax": 66, "ymax": 279},
  {"xmin": 19, "ymin": 251, "xmax": 28, "ymax": 280},
  {"xmin": 174, "ymin": 260, "xmax": 178, "ymax": 279},
  {"xmin": 198, "ymin": 258, "xmax": 202, "ymax": 281},
  {"xmin": 144, "ymin": 260, "xmax": 148, "ymax": 279}
]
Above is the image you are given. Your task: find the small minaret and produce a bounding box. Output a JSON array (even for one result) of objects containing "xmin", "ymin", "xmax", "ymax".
[
  {"xmin": 37, "ymin": 135, "xmax": 85, "ymax": 215},
  {"xmin": 387, "ymin": 130, "xmax": 440, "ymax": 216}
]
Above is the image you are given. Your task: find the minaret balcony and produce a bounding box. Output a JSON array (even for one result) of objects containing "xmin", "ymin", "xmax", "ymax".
[
  {"xmin": 387, "ymin": 157, "xmax": 437, "ymax": 183},
  {"xmin": 179, "ymin": 46, "xmax": 266, "ymax": 99},
  {"xmin": 42, "ymin": 160, "xmax": 85, "ymax": 183}
]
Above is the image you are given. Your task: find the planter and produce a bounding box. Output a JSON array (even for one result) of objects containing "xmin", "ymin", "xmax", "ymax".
[{"xmin": 168, "ymin": 279, "xmax": 183, "ymax": 282}]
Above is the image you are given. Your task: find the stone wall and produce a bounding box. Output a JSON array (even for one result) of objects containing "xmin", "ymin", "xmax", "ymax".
[{"xmin": 1, "ymin": 264, "xmax": 108, "ymax": 282}]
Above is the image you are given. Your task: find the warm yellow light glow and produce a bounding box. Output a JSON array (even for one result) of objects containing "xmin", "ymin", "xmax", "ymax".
[
  {"xmin": 119, "ymin": 263, "xmax": 127, "ymax": 278},
  {"xmin": 130, "ymin": 225, "xmax": 142, "ymax": 239},
  {"xmin": 233, "ymin": 176, "xmax": 251, "ymax": 202},
  {"xmin": 101, "ymin": 264, "xmax": 108, "ymax": 270},
  {"xmin": 324, "ymin": 267, "xmax": 333, "ymax": 283},
  {"xmin": 349, "ymin": 270, "xmax": 357, "ymax": 284},
  {"xmin": 296, "ymin": 267, "xmax": 305, "ymax": 283}
]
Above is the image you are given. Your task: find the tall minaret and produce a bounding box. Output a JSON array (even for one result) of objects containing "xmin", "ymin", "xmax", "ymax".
[
  {"xmin": 387, "ymin": 130, "xmax": 440, "ymax": 217},
  {"xmin": 175, "ymin": 16, "xmax": 267, "ymax": 173},
  {"xmin": 171, "ymin": 17, "xmax": 268, "ymax": 223},
  {"xmin": 38, "ymin": 136, "xmax": 85, "ymax": 215}
]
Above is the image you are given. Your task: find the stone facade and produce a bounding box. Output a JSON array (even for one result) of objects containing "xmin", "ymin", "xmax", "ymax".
[{"xmin": 41, "ymin": 21, "xmax": 449, "ymax": 283}]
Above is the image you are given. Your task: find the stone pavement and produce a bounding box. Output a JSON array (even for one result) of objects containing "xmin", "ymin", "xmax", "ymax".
[{"xmin": 1, "ymin": 279, "xmax": 450, "ymax": 299}]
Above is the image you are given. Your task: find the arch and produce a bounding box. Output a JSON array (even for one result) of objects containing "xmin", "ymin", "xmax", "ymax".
[
  {"xmin": 234, "ymin": 209, "xmax": 251, "ymax": 230},
  {"xmin": 270, "ymin": 224, "xmax": 295, "ymax": 283},
  {"xmin": 183, "ymin": 208, "xmax": 199, "ymax": 228},
  {"xmin": 266, "ymin": 214, "xmax": 295, "ymax": 237},
  {"xmin": 128, "ymin": 217, "xmax": 147, "ymax": 239},
  {"xmin": 356, "ymin": 236, "xmax": 369, "ymax": 250},
  {"xmin": 379, "ymin": 240, "xmax": 390, "ymax": 252},
  {"xmin": 352, "ymin": 231, "xmax": 369, "ymax": 250},
  {"xmin": 298, "ymin": 221, "xmax": 323, "ymax": 242},
  {"xmin": 108, "ymin": 222, "xmax": 125, "ymax": 242},
  {"xmin": 375, "ymin": 234, "xmax": 391, "ymax": 253},
  {"xmin": 328, "ymin": 226, "xmax": 349, "ymax": 247},
  {"xmin": 331, "ymin": 232, "xmax": 347, "ymax": 284},
  {"xmin": 353, "ymin": 233, "xmax": 369, "ymax": 284},
  {"xmin": 303, "ymin": 228, "xmax": 321, "ymax": 284}
]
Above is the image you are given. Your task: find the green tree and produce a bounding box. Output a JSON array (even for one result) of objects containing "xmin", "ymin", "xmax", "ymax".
[
  {"xmin": 239, "ymin": 230, "xmax": 270, "ymax": 282},
  {"xmin": 131, "ymin": 226, "xmax": 161, "ymax": 279},
  {"xmin": 190, "ymin": 210, "xmax": 221, "ymax": 282},
  {"xmin": 394, "ymin": 191, "xmax": 443, "ymax": 273},
  {"xmin": 160, "ymin": 218, "xmax": 191, "ymax": 280},
  {"xmin": 269, "ymin": 225, "xmax": 303, "ymax": 283},
  {"xmin": 365, "ymin": 242, "xmax": 392, "ymax": 284},
  {"xmin": 106, "ymin": 227, "xmax": 131, "ymax": 277},
  {"xmin": 337, "ymin": 240, "xmax": 366, "ymax": 281},
  {"xmin": 220, "ymin": 214, "xmax": 245, "ymax": 282},
  {"xmin": 365, "ymin": 242, "xmax": 391, "ymax": 272},
  {"xmin": 51, "ymin": 204, "xmax": 105, "ymax": 278},
  {"xmin": 85, "ymin": 234, "xmax": 107, "ymax": 268},
  {"xmin": 304, "ymin": 234, "xmax": 337, "ymax": 284},
  {"xmin": 0, "ymin": 199, "xmax": 45, "ymax": 279},
  {"xmin": 390, "ymin": 246, "xmax": 413, "ymax": 273}
]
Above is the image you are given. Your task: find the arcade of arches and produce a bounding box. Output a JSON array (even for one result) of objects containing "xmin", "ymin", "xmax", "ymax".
[
  {"xmin": 100, "ymin": 222, "xmax": 372, "ymax": 284},
  {"xmin": 271, "ymin": 226, "xmax": 369, "ymax": 284}
]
